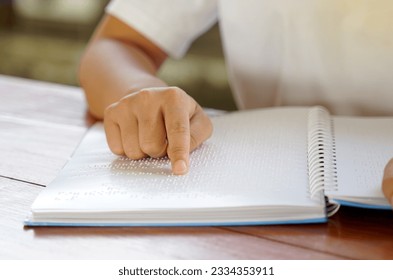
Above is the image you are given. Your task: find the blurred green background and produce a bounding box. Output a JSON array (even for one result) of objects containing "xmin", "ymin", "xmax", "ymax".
[{"xmin": 0, "ymin": 0, "xmax": 236, "ymax": 110}]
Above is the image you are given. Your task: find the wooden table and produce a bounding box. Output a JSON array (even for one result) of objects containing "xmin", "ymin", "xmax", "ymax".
[{"xmin": 0, "ymin": 75, "xmax": 392, "ymax": 260}]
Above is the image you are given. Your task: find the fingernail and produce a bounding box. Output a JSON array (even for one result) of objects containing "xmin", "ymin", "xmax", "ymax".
[{"xmin": 173, "ymin": 160, "xmax": 187, "ymax": 175}]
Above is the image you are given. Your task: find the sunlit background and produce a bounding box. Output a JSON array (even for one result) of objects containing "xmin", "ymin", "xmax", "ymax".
[{"xmin": 0, "ymin": 0, "xmax": 236, "ymax": 110}]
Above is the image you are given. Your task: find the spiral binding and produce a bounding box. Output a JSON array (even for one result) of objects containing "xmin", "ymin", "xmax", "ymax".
[{"xmin": 307, "ymin": 107, "xmax": 340, "ymax": 216}]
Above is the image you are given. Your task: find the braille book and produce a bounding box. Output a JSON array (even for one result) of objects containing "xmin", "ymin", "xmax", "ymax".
[{"xmin": 25, "ymin": 107, "xmax": 392, "ymax": 227}]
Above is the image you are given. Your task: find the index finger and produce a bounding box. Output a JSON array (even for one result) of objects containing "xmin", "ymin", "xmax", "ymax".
[
  {"xmin": 382, "ymin": 158, "xmax": 393, "ymax": 206},
  {"xmin": 164, "ymin": 107, "xmax": 191, "ymax": 175}
]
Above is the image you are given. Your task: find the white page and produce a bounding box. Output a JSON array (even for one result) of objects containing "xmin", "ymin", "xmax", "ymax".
[
  {"xmin": 329, "ymin": 116, "xmax": 393, "ymax": 200},
  {"xmin": 32, "ymin": 108, "xmax": 321, "ymax": 213}
]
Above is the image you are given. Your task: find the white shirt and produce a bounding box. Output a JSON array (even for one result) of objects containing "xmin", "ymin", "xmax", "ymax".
[{"xmin": 106, "ymin": 0, "xmax": 393, "ymax": 116}]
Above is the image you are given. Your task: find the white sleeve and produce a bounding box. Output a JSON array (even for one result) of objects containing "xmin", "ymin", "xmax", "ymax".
[{"xmin": 106, "ymin": 0, "xmax": 218, "ymax": 59}]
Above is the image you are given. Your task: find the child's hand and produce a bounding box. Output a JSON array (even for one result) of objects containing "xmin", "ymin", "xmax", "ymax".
[
  {"xmin": 382, "ymin": 158, "xmax": 393, "ymax": 207},
  {"xmin": 103, "ymin": 86, "xmax": 213, "ymax": 175}
]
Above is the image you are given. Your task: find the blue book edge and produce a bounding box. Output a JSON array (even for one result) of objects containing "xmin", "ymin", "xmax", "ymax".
[
  {"xmin": 24, "ymin": 217, "xmax": 328, "ymax": 227},
  {"xmin": 333, "ymin": 199, "xmax": 392, "ymax": 210}
]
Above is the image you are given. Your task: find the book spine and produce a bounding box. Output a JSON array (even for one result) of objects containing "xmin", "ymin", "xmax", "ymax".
[{"xmin": 307, "ymin": 107, "xmax": 339, "ymax": 216}]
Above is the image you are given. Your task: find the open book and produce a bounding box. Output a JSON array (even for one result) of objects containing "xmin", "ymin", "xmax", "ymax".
[{"xmin": 25, "ymin": 107, "xmax": 392, "ymax": 227}]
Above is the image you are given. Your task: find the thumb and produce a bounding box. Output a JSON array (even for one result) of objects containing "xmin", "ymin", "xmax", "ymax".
[
  {"xmin": 382, "ymin": 158, "xmax": 393, "ymax": 207},
  {"xmin": 189, "ymin": 107, "xmax": 213, "ymax": 151}
]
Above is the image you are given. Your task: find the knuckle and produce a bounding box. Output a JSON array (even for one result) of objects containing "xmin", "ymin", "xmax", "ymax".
[
  {"xmin": 139, "ymin": 118, "xmax": 155, "ymax": 128},
  {"xmin": 168, "ymin": 122, "xmax": 189, "ymax": 135},
  {"xmin": 164, "ymin": 87, "xmax": 185, "ymax": 102},
  {"xmin": 105, "ymin": 101, "xmax": 133, "ymax": 122},
  {"xmin": 168, "ymin": 145, "xmax": 188, "ymax": 157},
  {"xmin": 116, "ymin": 98, "xmax": 132, "ymax": 114},
  {"xmin": 124, "ymin": 148, "xmax": 145, "ymax": 160},
  {"xmin": 140, "ymin": 140, "xmax": 166, "ymax": 157},
  {"xmin": 136, "ymin": 89, "xmax": 154, "ymax": 103},
  {"xmin": 104, "ymin": 103, "xmax": 117, "ymax": 119}
]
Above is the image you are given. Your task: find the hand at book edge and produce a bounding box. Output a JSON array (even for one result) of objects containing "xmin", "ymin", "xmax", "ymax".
[{"xmin": 382, "ymin": 158, "xmax": 393, "ymax": 207}]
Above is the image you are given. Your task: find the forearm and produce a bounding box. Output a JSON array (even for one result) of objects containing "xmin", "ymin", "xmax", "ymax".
[{"xmin": 79, "ymin": 38, "xmax": 167, "ymax": 119}]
